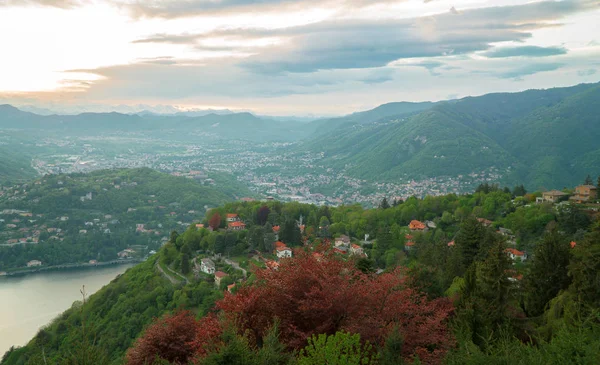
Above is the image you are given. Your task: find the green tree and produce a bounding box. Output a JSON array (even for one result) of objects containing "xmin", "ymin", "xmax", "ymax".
[
  {"xmin": 379, "ymin": 198, "xmax": 390, "ymax": 209},
  {"xmin": 379, "ymin": 327, "xmax": 403, "ymax": 365},
  {"xmin": 584, "ymin": 174, "xmax": 593, "ymax": 185},
  {"xmin": 255, "ymin": 321, "xmax": 292, "ymax": 365},
  {"xmin": 181, "ymin": 254, "xmax": 190, "ymax": 275},
  {"xmin": 298, "ymin": 332, "xmax": 379, "ymax": 365},
  {"xmin": 524, "ymin": 229, "xmax": 572, "ymax": 317},
  {"xmin": 512, "ymin": 185, "xmax": 527, "ymax": 197},
  {"xmin": 455, "ymin": 216, "xmax": 485, "ymax": 271},
  {"xmin": 568, "ymin": 229, "xmax": 600, "ymax": 309}
]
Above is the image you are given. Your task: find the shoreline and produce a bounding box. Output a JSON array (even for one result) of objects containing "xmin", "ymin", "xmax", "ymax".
[{"xmin": 0, "ymin": 259, "xmax": 142, "ymax": 278}]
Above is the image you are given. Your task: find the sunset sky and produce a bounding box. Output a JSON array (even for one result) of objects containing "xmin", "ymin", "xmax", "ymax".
[{"xmin": 0, "ymin": 0, "xmax": 599, "ymax": 115}]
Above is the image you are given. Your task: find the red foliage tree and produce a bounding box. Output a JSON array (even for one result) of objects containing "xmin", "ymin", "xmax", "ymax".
[
  {"xmin": 257, "ymin": 205, "xmax": 270, "ymax": 226},
  {"xmin": 189, "ymin": 314, "xmax": 224, "ymax": 358},
  {"xmin": 217, "ymin": 250, "xmax": 454, "ymax": 364},
  {"xmin": 126, "ymin": 311, "xmax": 200, "ymax": 365},
  {"xmin": 208, "ymin": 212, "xmax": 222, "ymax": 230}
]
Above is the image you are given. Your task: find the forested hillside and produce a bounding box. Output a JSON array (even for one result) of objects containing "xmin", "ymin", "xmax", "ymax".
[
  {"xmin": 0, "ymin": 168, "xmax": 251, "ymax": 271},
  {"xmin": 4, "ymin": 186, "xmax": 600, "ymax": 364},
  {"xmin": 0, "ymin": 147, "xmax": 36, "ymax": 183},
  {"xmin": 299, "ymin": 82, "xmax": 600, "ymax": 190}
]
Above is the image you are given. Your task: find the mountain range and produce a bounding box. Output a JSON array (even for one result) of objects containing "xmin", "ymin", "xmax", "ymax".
[{"xmin": 1, "ymin": 82, "xmax": 600, "ymax": 189}]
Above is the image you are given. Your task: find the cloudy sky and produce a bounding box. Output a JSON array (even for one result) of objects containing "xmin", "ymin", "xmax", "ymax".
[{"xmin": 0, "ymin": 0, "xmax": 599, "ymax": 115}]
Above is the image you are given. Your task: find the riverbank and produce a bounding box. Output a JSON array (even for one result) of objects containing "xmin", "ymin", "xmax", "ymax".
[{"xmin": 0, "ymin": 258, "xmax": 142, "ymax": 277}]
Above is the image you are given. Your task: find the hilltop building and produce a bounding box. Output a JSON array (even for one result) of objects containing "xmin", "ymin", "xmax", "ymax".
[{"xmin": 570, "ymin": 185, "xmax": 597, "ymax": 203}]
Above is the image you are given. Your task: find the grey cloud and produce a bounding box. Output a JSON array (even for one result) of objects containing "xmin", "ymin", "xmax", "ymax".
[
  {"xmin": 577, "ymin": 69, "xmax": 597, "ymax": 76},
  {"xmin": 483, "ymin": 45, "xmax": 567, "ymax": 58},
  {"xmin": 360, "ymin": 68, "xmax": 395, "ymax": 84},
  {"xmin": 131, "ymin": 0, "xmax": 594, "ymax": 74},
  {"xmin": 400, "ymin": 60, "xmax": 445, "ymax": 75},
  {"xmin": 497, "ymin": 62, "xmax": 565, "ymax": 79}
]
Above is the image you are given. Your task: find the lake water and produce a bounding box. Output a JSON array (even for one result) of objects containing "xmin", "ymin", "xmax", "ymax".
[{"xmin": 0, "ymin": 264, "xmax": 134, "ymax": 357}]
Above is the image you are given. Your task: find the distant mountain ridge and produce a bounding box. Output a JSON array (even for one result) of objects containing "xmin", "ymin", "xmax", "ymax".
[
  {"xmin": 297, "ymin": 82, "xmax": 600, "ymax": 190},
  {"xmin": 2, "ymin": 82, "xmax": 600, "ymax": 189},
  {"xmin": 0, "ymin": 106, "xmax": 307, "ymax": 142}
]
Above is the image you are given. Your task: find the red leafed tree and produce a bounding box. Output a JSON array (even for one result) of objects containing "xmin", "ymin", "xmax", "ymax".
[
  {"xmin": 126, "ymin": 311, "xmax": 220, "ymax": 365},
  {"xmin": 217, "ymin": 250, "xmax": 454, "ymax": 364},
  {"xmin": 257, "ymin": 205, "xmax": 270, "ymax": 226},
  {"xmin": 208, "ymin": 212, "xmax": 222, "ymax": 230},
  {"xmin": 189, "ymin": 314, "xmax": 223, "ymax": 358}
]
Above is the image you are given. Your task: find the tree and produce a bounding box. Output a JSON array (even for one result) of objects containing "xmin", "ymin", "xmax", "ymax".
[
  {"xmin": 257, "ymin": 206, "xmax": 270, "ymax": 226},
  {"xmin": 597, "ymin": 176, "xmax": 600, "ymax": 190},
  {"xmin": 512, "ymin": 185, "xmax": 527, "ymax": 197},
  {"xmin": 209, "ymin": 212, "xmax": 222, "ymax": 230},
  {"xmin": 568, "ymin": 229, "xmax": 600, "ymax": 309},
  {"xmin": 380, "ymin": 198, "xmax": 390, "ymax": 210},
  {"xmin": 256, "ymin": 321, "xmax": 292, "ymax": 365},
  {"xmin": 125, "ymin": 311, "xmax": 200, "ymax": 365},
  {"xmin": 376, "ymin": 226, "xmax": 393, "ymax": 252},
  {"xmin": 217, "ymin": 250, "xmax": 453, "ymax": 363},
  {"xmin": 524, "ymin": 229, "xmax": 571, "ymax": 317},
  {"xmin": 379, "ymin": 327, "xmax": 403, "ymax": 365},
  {"xmin": 455, "ymin": 216, "xmax": 485, "ymax": 271},
  {"xmin": 584, "ymin": 174, "xmax": 593, "ymax": 185},
  {"xmin": 181, "ymin": 253, "xmax": 190, "ymax": 275},
  {"xmin": 298, "ymin": 332, "xmax": 379, "ymax": 365}
]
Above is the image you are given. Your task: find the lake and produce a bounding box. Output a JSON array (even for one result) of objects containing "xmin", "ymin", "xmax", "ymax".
[{"xmin": 0, "ymin": 264, "xmax": 134, "ymax": 357}]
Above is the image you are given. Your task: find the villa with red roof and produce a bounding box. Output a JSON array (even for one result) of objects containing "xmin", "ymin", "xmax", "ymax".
[
  {"xmin": 408, "ymin": 220, "xmax": 426, "ymax": 231},
  {"xmin": 214, "ymin": 271, "xmax": 228, "ymax": 286},
  {"xmin": 505, "ymin": 248, "xmax": 527, "ymax": 262},
  {"xmin": 228, "ymin": 221, "xmax": 246, "ymax": 231},
  {"xmin": 350, "ymin": 243, "xmax": 364, "ymax": 256},
  {"xmin": 226, "ymin": 213, "xmax": 240, "ymax": 222}
]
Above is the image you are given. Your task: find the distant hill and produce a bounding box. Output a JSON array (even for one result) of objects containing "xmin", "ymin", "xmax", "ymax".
[
  {"xmin": 0, "ymin": 106, "xmax": 307, "ymax": 142},
  {"xmin": 0, "ymin": 146, "xmax": 36, "ymax": 183},
  {"xmin": 297, "ymin": 82, "xmax": 600, "ymax": 190},
  {"xmin": 305, "ymin": 101, "xmax": 435, "ymax": 136}
]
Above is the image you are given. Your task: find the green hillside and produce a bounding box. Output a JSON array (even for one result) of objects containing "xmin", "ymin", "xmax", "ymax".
[
  {"xmin": 0, "ymin": 168, "xmax": 251, "ymax": 271},
  {"xmin": 299, "ymin": 82, "xmax": 600, "ymax": 189},
  {"xmin": 0, "ymin": 146, "xmax": 36, "ymax": 183},
  {"xmin": 4, "ymin": 192, "xmax": 600, "ymax": 364}
]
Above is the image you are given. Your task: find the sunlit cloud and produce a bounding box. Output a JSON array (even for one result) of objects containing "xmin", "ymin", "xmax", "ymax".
[{"xmin": 0, "ymin": 0, "xmax": 598, "ymax": 114}]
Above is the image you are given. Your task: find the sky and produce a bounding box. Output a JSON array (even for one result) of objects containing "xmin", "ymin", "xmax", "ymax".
[{"xmin": 0, "ymin": 0, "xmax": 599, "ymax": 116}]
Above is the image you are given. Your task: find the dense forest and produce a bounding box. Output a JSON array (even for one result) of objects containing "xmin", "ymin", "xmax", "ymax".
[
  {"xmin": 0, "ymin": 168, "xmax": 251, "ymax": 271},
  {"xmin": 3, "ymin": 182, "xmax": 600, "ymax": 364},
  {"xmin": 298, "ymin": 82, "xmax": 600, "ymax": 189}
]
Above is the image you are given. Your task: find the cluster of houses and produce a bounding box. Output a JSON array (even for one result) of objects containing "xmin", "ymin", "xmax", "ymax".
[
  {"xmin": 332, "ymin": 235, "xmax": 365, "ymax": 256},
  {"xmin": 226, "ymin": 214, "xmax": 246, "ymax": 231},
  {"xmin": 198, "ymin": 257, "xmax": 236, "ymax": 292},
  {"xmin": 539, "ymin": 185, "xmax": 598, "ymax": 204}
]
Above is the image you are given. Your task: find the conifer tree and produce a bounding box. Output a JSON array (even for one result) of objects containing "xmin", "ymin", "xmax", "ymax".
[
  {"xmin": 181, "ymin": 254, "xmax": 190, "ymax": 275},
  {"xmin": 568, "ymin": 229, "xmax": 600, "ymax": 309},
  {"xmin": 380, "ymin": 197, "xmax": 390, "ymax": 209},
  {"xmin": 524, "ymin": 229, "xmax": 571, "ymax": 317},
  {"xmin": 584, "ymin": 174, "xmax": 593, "ymax": 185},
  {"xmin": 455, "ymin": 216, "xmax": 485, "ymax": 271}
]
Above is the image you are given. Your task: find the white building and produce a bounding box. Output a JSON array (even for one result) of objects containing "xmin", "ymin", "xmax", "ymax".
[
  {"xmin": 27, "ymin": 260, "xmax": 42, "ymax": 267},
  {"xmin": 276, "ymin": 246, "xmax": 293, "ymax": 258},
  {"xmin": 350, "ymin": 244, "xmax": 364, "ymax": 256},
  {"xmin": 200, "ymin": 258, "xmax": 216, "ymax": 274},
  {"xmin": 334, "ymin": 235, "xmax": 350, "ymax": 247}
]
